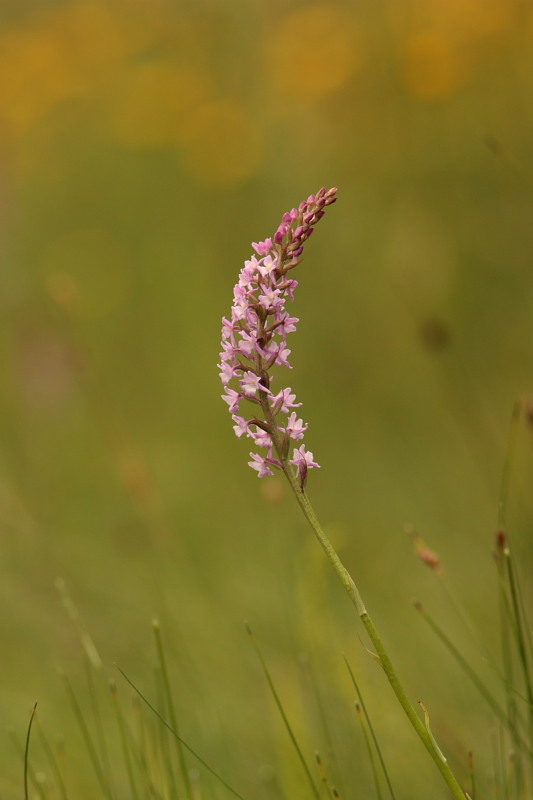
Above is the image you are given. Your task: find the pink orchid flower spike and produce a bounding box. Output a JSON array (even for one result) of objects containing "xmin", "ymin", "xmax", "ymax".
[{"xmin": 219, "ymin": 187, "xmax": 337, "ymax": 488}]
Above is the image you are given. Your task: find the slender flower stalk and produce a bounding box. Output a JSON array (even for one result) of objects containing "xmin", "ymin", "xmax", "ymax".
[{"xmin": 220, "ymin": 189, "xmax": 467, "ymax": 800}]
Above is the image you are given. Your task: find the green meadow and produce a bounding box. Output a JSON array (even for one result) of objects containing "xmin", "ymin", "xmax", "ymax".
[{"xmin": 1, "ymin": 1, "xmax": 532, "ymax": 797}]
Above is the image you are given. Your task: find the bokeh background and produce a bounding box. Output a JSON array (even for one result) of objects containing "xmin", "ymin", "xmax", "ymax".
[{"xmin": 1, "ymin": 0, "xmax": 533, "ymax": 796}]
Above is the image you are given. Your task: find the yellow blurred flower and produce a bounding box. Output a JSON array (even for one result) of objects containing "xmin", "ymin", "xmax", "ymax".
[
  {"xmin": 180, "ymin": 99, "xmax": 263, "ymax": 186},
  {"xmin": 265, "ymin": 4, "xmax": 362, "ymax": 103},
  {"xmin": 0, "ymin": 2, "xmax": 261, "ymax": 187},
  {"xmin": 107, "ymin": 61, "xmax": 212, "ymax": 149},
  {"xmin": 402, "ymin": 32, "xmax": 469, "ymax": 100},
  {"xmin": 0, "ymin": 24, "xmax": 81, "ymax": 134},
  {"xmin": 393, "ymin": 0, "xmax": 517, "ymax": 100},
  {"xmin": 0, "ymin": 2, "xmax": 167, "ymax": 137},
  {"xmin": 51, "ymin": 1, "xmax": 162, "ymax": 74},
  {"xmin": 406, "ymin": 0, "xmax": 512, "ymax": 41}
]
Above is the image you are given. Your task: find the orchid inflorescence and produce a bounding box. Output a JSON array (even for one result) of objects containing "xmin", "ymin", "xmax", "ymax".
[{"xmin": 219, "ymin": 187, "xmax": 337, "ymax": 488}]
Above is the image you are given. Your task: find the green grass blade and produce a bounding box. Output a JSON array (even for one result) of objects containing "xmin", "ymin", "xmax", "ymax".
[
  {"xmin": 130, "ymin": 695, "xmax": 155, "ymax": 798},
  {"xmin": 505, "ymin": 551, "xmax": 533, "ymax": 699},
  {"xmin": 11, "ymin": 725, "xmax": 47, "ymax": 800},
  {"xmin": 355, "ymin": 702, "xmax": 383, "ymax": 799},
  {"xmin": 343, "ymin": 655, "xmax": 396, "ymax": 800},
  {"xmin": 301, "ymin": 654, "xmax": 345, "ymax": 798},
  {"xmin": 84, "ymin": 654, "xmax": 116, "ymax": 800},
  {"xmin": 110, "ymin": 679, "xmax": 140, "ymax": 800},
  {"xmin": 419, "ymin": 701, "xmax": 446, "ymax": 764},
  {"xmin": 153, "ymin": 661, "xmax": 179, "ymax": 799},
  {"xmin": 62, "ymin": 672, "xmax": 114, "ymax": 798},
  {"xmin": 495, "ymin": 401, "xmax": 528, "ymax": 787},
  {"xmin": 152, "ymin": 619, "xmax": 192, "ymax": 800},
  {"xmin": 315, "ymin": 751, "xmax": 337, "ymax": 800},
  {"xmin": 496, "ymin": 538, "xmax": 523, "ymax": 775},
  {"xmin": 55, "ymin": 579, "xmax": 102, "ymax": 669},
  {"xmin": 415, "ymin": 604, "xmax": 515, "ymax": 727},
  {"xmin": 115, "ymin": 662, "xmax": 248, "ymax": 800},
  {"xmin": 246, "ymin": 623, "xmax": 320, "ymax": 800},
  {"xmin": 504, "ymin": 550, "xmax": 533, "ymax": 776},
  {"xmin": 35, "ymin": 715, "xmax": 69, "ymax": 800},
  {"xmin": 495, "ymin": 401, "xmax": 531, "ymax": 790},
  {"xmin": 419, "ymin": 590, "xmax": 531, "ymax": 794},
  {"xmin": 24, "ymin": 702, "xmax": 38, "ymax": 800}
]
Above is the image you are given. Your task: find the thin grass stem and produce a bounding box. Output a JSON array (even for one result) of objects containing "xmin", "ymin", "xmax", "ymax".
[
  {"xmin": 356, "ymin": 701, "xmax": 383, "ymax": 799},
  {"xmin": 301, "ymin": 655, "xmax": 345, "ymax": 799},
  {"xmin": 314, "ymin": 752, "xmax": 333, "ymax": 800},
  {"xmin": 343, "ymin": 655, "xmax": 396, "ymax": 800},
  {"xmin": 115, "ymin": 663, "xmax": 247, "ymax": 800},
  {"xmin": 62, "ymin": 672, "xmax": 113, "ymax": 798},
  {"xmin": 84, "ymin": 654, "xmax": 115, "ymax": 800},
  {"xmin": 153, "ymin": 662, "xmax": 179, "ymax": 800},
  {"xmin": 11, "ymin": 727, "xmax": 47, "ymax": 800},
  {"xmin": 24, "ymin": 703, "xmax": 37, "ymax": 800},
  {"xmin": 496, "ymin": 553, "xmax": 523, "ymax": 785},
  {"xmin": 246, "ymin": 623, "xmax": 320, "ymax": 800},
  {"xmin": 494, "ymin": 402, "xmax": 527, "ymax": 789},
  {"xmin": 110, "ymin": 679, "xmax": 140, "ymax": 800},
  {"xmin": 437, "ymin": 571, "xmax": 501, "ymax": 674},
  {"xmin": 55, "ymin": 579, "xmax": 102, "ymax": 670},
  {"xmin": 505, "ymin": 550, "xmax": 533, "ymax": 780},
  {"xmin": 152, "ymin": 620, "xmax": 193, "ymax": 800},
  {"xmin": 35, "ymin": 715, "xmax": 69, "ymax": 800},
  {"xmin": 131, "ymin": 696, "xmax": 160, "ymax": 800},
  {"xmin": 414, "ymin": 603, "xmax": 511, "ymax": 728}
]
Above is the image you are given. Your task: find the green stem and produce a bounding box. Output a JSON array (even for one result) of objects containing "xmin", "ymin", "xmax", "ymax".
[
  {"xmin": 24, "ymin": 703, "xmax": 38, "ymax": 800},
  {"xmin": 153, "ymin": 621, "xmax": 193, "ymax": 800},
  {"xmin": 281, "ymin": 459, "xmax": 466, "ymax": 798},
  {"xmin": 257, "ymin": 390, "xmax": 466, "ymax": 797},
  {"xmin": 505, "ymin": 551, "xmax": 533, "ymax": 771}
]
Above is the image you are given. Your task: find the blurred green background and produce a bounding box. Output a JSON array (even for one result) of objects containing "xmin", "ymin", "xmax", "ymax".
[{"xmin": 1, "ymin": 0, "xmax": 533, "ymax": 796}]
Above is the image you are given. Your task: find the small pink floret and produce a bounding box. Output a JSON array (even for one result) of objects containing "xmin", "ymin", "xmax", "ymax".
[
  {"xmin": 221, "ymin": 388, "xmax": 241, "ymax": 414},
  {"xmin": 291, "ymin": 444, "xmax": 320, "ymax": 469},
  {"xmin": 270, "ymin": 387, "xmax": 302, "ymax": 415},
  {"xmin": 285, "ymin": 411, "xmax": 308, "ymax": 441},
  {"xmin": 241, "ymin": 371, "xmax": 271, "ymax": 397},
  {"xmin": 252, "ymin": 238, "xmax": 273, "ymax": 256},
  {"xmin": 232, "ymin": 415, "xmax": 249, "ymax": 438},
  {"xmin": 248, "ymin": 453, "xmax": 275, "ymax": 477},
  {"xmin": 290, "ymin": 444, "xmax": 320, "ymax": 489}
]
